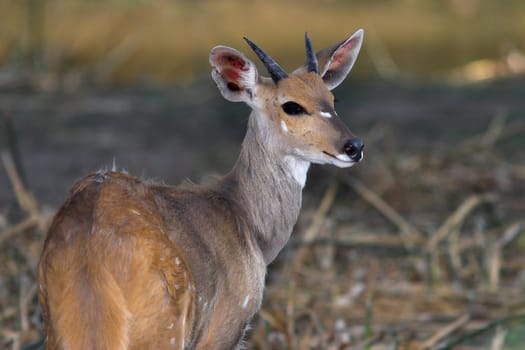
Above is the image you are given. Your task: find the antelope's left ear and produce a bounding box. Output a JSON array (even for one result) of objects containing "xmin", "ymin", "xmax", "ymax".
[
  {"xmin": 210, "ymin": 46, "xmax": 258, "ymax": 103},
  {"xmin": 318, "ymin": 29, "xmax": 364, "ymax": 90}
]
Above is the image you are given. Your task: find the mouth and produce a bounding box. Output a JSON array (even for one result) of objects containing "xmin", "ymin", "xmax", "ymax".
[{"xmin": 322, "ymin": 151, "xmax": 359, "ymax": 168}]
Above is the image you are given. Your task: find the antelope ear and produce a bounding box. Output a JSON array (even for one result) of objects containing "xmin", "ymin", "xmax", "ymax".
[
  {"xmin": 210, "ymin": 46, "xmax": 258, "ymax": 103},
  {"xmin": 318, "ymin": 29, "xmax": 364, "ymax": 90}
]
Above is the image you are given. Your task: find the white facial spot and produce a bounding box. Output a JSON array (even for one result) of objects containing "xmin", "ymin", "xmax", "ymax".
[
  {"xmin": 326, "ymin": 153, "xmax": 360, "ymax": 168},
  {"xmin": 320, "ymin": 111, "xmax": 332, "ymax": 118},
  {"xmin": 284, "ymin": 155, "xmax": 311, "ymax": 188},
  {"xmin": 242, "ymin": 295, "xmax": 250, "ymax": 309},
  {"xmin": 281, "ymin": 120, "xmax": 289, "ymax": 133},
  {"xmin": 336, "ymin": 152, "xmax": 364, "ymax": 163},
  {"xmin": 335, "ymin": 154, "xmax": 351, "ymax": 162}
]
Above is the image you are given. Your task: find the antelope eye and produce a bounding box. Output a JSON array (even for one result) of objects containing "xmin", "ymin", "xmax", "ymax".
[{"xmin": 281, "ymin": 101, "xmax": 306, "ymax": 116}]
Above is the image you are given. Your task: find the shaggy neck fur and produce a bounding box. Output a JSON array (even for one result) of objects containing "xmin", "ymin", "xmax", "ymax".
[{"xmin": 227, "ymin": 112, "xmax": 307, "ymax": 264}]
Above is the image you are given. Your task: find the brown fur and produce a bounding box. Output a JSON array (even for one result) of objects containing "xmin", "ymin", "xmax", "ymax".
[
  {"xmin": 38, "ymin": 32, "xmax": 364, "ymax": 349},
  {"xmin": 39, "ymin": 172, "xmax": 196, "ymax": 349}
]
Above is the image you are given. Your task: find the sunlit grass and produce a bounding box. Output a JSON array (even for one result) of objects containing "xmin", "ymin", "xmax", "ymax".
[{"xmin": 1, "ymin": 0, "xmax": 524, "ymax": 83}]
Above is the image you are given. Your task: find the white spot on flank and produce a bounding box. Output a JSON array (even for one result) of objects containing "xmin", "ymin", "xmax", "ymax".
[
  {"xmin": 130, "ymin": 209, "xmax": 141, "ymax": 216},
  {"xmin": 174, "ymin": 257, "xmax": 181, "ymax": 265},
  {"xmin": 280, "ymin": 120, "xmax": 289, "ymax": 133},
  {"xmin": 167, "ymin": 323, "xmax": 174, "ymax": 329},
  {"xmin": 320, "ymin": 111, "xmax": 332, "ymax": 118},
  {"xmin": 242, "ymin": 295, "xmax": 250, "ymax": 309},
  {"xmin": 181, "ymin": 315, "xmax": 187, "ymax": 346},
  {"xmin": 170, "ymin": 337, "xmax": 176, "ymax": 346},
  {"xmin": 284, "ymin": 156, "xmax": 310, "ymax": 188}
]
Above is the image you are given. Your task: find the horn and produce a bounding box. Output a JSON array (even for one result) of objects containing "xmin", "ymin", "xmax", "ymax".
[
  {"xmin": 304, "ymin": 32, "xmax": 319, "ymax": 74},
  {"xmin": 244, "ymin": 37, "xmax": 288, "ymax": 83}
]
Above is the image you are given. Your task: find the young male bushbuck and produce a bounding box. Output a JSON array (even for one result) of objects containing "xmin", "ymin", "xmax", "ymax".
[{"xmin": 38, "ymin": 30, "xmax": 365, "ymax": 349}]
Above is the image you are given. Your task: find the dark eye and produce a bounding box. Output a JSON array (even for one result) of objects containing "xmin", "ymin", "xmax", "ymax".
[{"xmin": 281, "ymin": 101, "xmax": 307, "ymax": 116}]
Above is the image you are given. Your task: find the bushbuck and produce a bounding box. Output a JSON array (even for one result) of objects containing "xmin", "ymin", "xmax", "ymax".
[{"xmin": 38, "ymin": 30, "xmax": 365, "ymax": 349}]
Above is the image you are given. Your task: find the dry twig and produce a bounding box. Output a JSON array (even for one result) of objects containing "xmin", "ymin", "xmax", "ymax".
[
  {"xmin": 490, "ymin": 326, "xmax": 507, "ymax": 350},
  {"xmin": 426, "ymin": 193, "xmax": 497, "ymax": 252},
  {"xmin": 1, "ymin": 329, "xmax": 20, "ymax": 350},
  {"xmin": 421, "ymin": 313, "xmax": 470, "ymax": 349},
  {"xmin": 19, "ymin": 277, "xmax": 37, "ymax": 332},
  {"xmin": 498, "ymin": 221, "xmax": 524, "ymax": 248},
  {"xmin": 1, "ymin": 151, "xmax": 38, "ymax": 216},
  {"xmin": 285, "ymin": 279, "xmax": 297, "ymax": 350},
  {"xmin": 0, "ymin": 151, "xmax": 47, "ymax": 247},
  {"xmin": 0, "ymin": 215, "xmax": 40, "ymax": 247},
  {"xmin": 487, "ymin": 221, "xmax": 524, "ymax": 293},
  {"xmin": 436, "ymin": 313, "xmax": 525, "ymax": 350},
  {"xmin": 341, "ymin": 176, "xmax": 422, "ymax": 248},
  {"xmin": 459, "ymin": 109, "xmax": 508, "ymax": 151},
  {"xmin": 293, "ymin": 182, "xmax": 338, "ymax": 271}
]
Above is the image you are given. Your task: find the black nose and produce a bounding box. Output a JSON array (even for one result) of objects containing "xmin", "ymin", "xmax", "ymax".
[{"xmin": 343, "ymin": 138, "xmax": 364, "ymax": 162}]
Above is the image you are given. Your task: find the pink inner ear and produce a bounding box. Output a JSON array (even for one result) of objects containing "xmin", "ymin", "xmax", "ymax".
[
  {"xmin": 332, "ymin": 39, "xmax": 357, "ymax": 67},
  {"xmin": 223, "ymin": 68, "xmax": 240, "ymax": 81},
  {"xmin": 220, "ymin": 54, "xmax": 246, "ymax": 71}
]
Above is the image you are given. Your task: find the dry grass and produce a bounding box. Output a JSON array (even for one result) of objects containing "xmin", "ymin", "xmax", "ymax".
[{"xmin": 1, "ymin": 74, "xmax": 525, "ymax": 349}]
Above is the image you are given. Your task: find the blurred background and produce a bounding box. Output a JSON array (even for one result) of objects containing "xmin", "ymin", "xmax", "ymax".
[{"xmin": 1, "ymin": 0, "xmax": 524, "ymax": 349}]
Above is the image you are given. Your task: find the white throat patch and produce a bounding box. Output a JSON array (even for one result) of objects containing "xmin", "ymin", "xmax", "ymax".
[{"xmin": 284, "ymin": 156, "xmax": 310, "ymax": 188}]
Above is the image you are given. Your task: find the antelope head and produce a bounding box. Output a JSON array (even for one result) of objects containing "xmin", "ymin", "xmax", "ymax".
[{"xmin": 210, "ymin": 30, "xmax": 364, "ymax": 178}]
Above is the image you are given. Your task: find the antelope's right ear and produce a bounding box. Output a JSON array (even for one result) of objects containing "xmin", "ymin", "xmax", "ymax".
[{"xmin": 210, "ymin": 46, "xmax": 258, "ymax": 103}]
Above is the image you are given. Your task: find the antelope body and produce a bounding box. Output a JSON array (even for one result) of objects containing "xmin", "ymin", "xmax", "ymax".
[{"xmin": 38, "ymin": 30, "xmax": 365, "ymax": 349}]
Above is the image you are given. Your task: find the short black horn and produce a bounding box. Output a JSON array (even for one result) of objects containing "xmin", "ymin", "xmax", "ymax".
[
  {"xmin": 244, "ymin": 37, "xmax": 288, "ymax": 83},
  {"xmin": 304, "ymin": 32, "xmax": 319, "ymax": 74}
]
